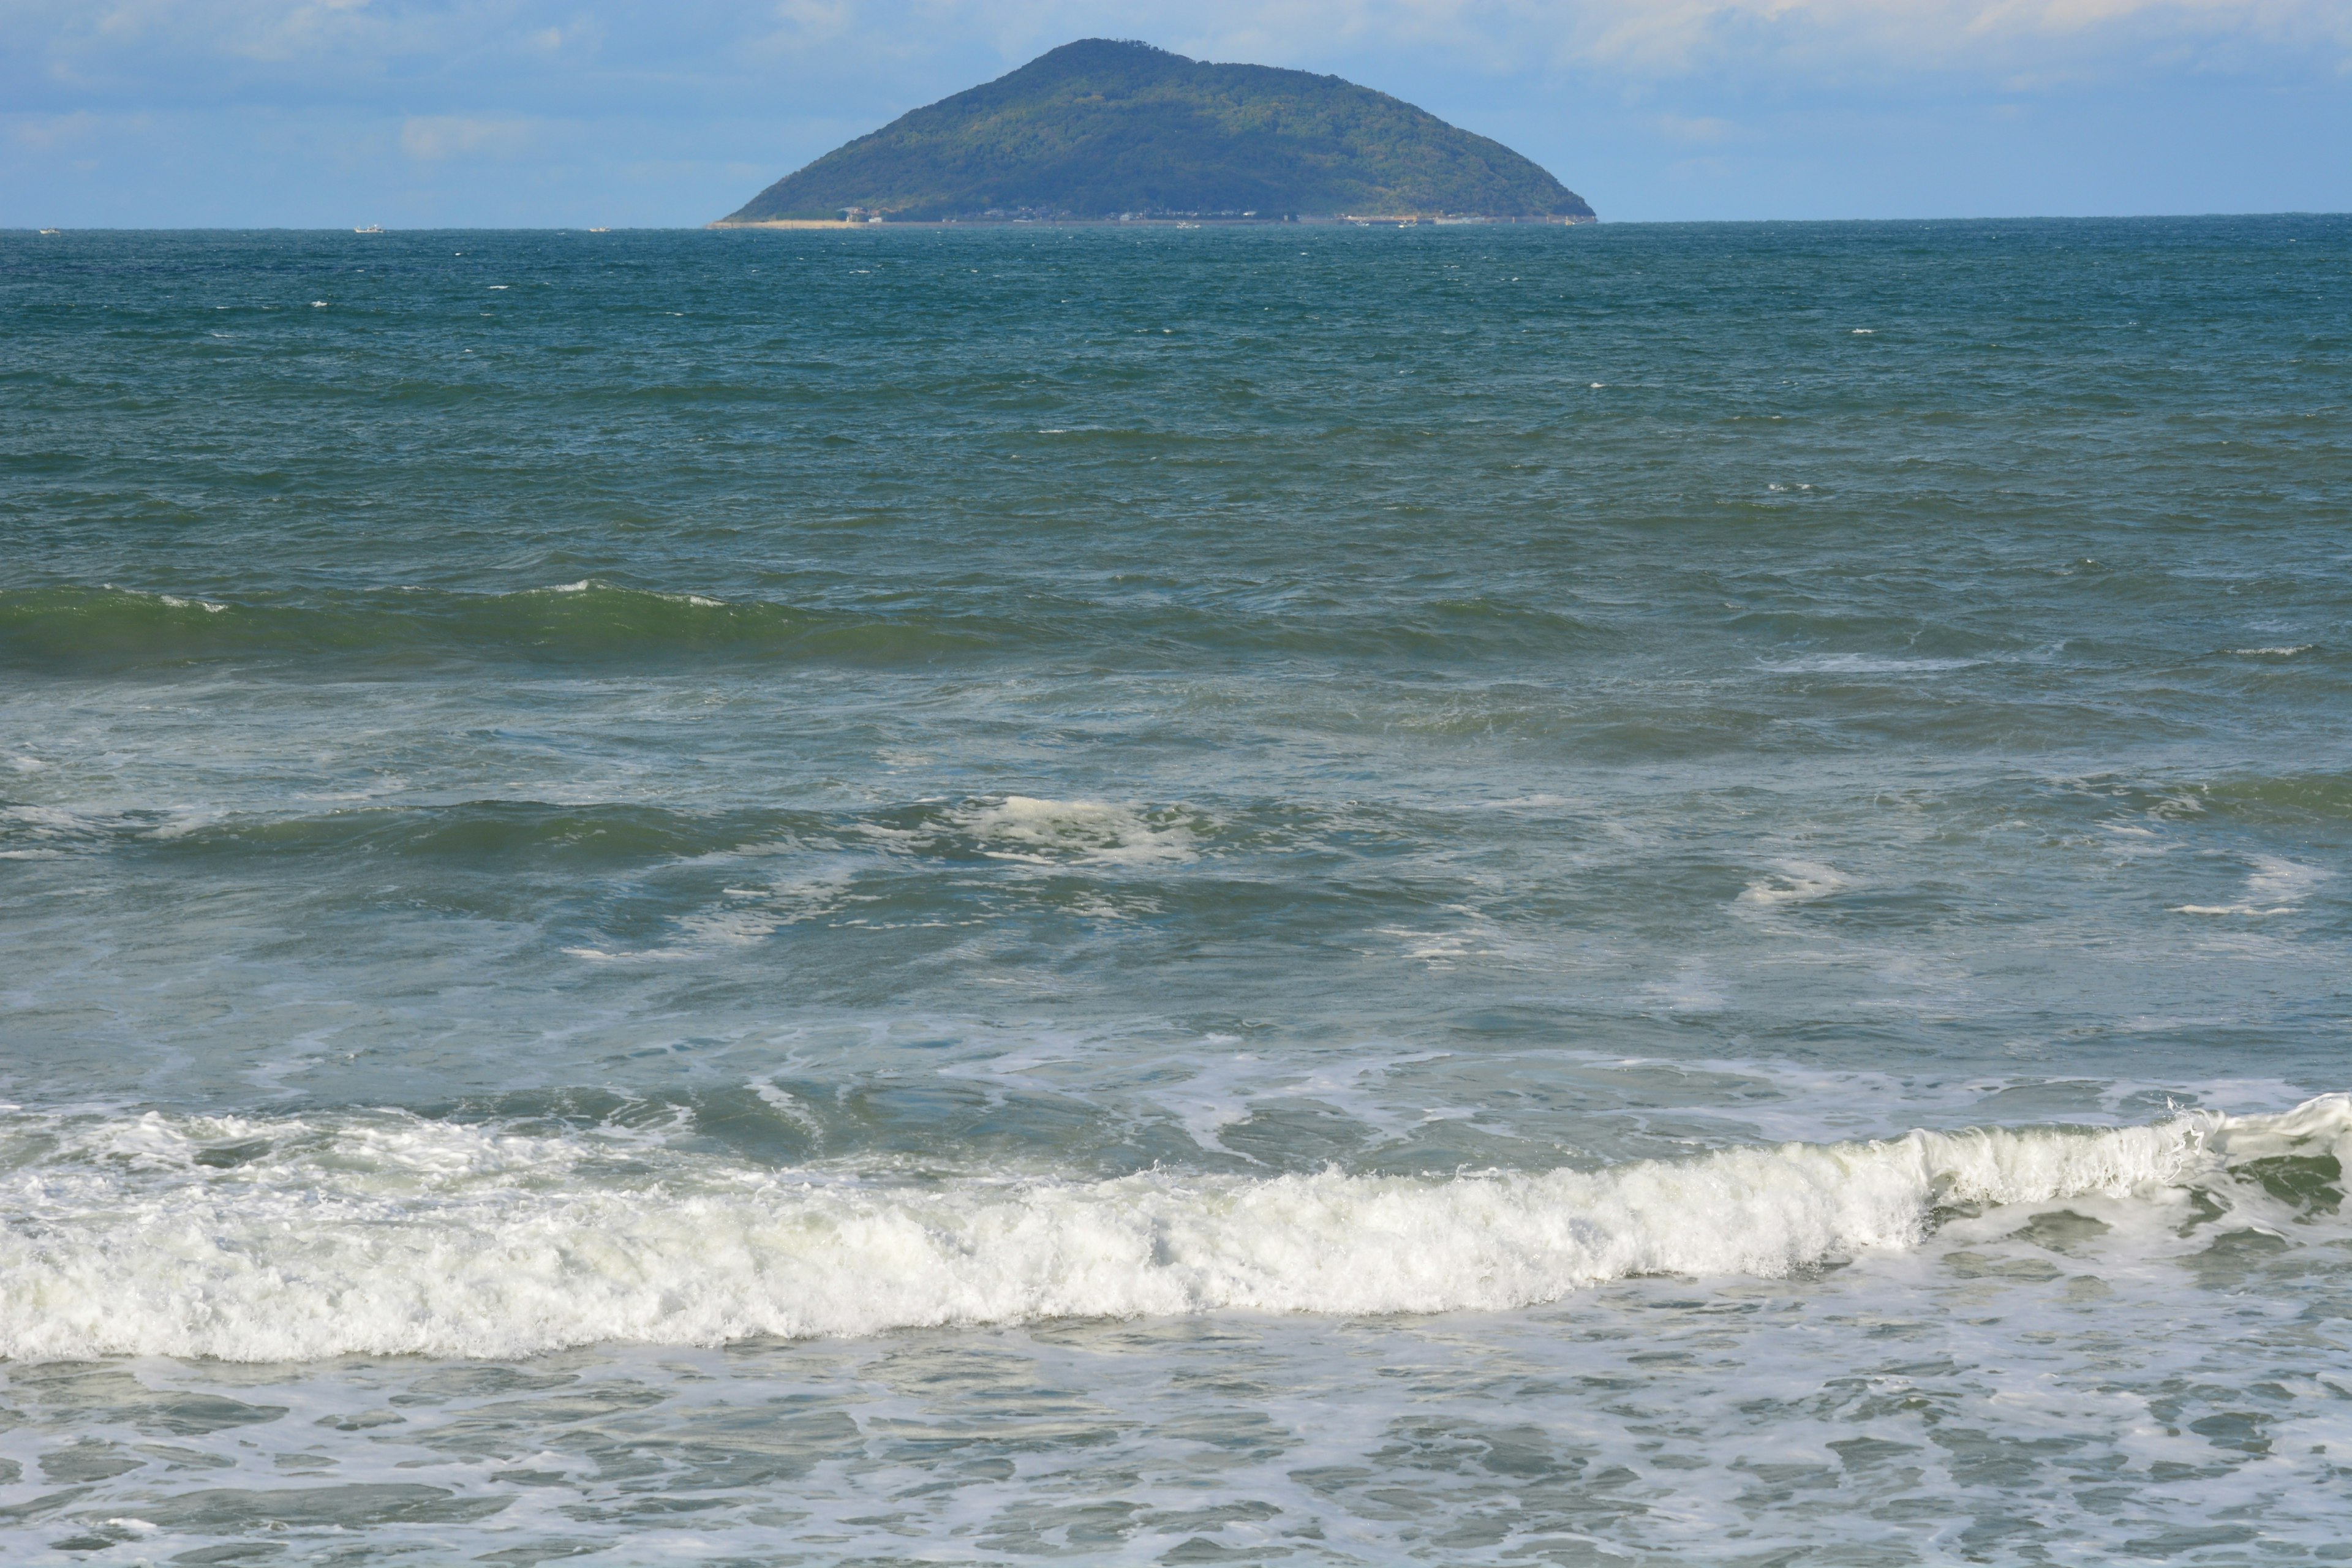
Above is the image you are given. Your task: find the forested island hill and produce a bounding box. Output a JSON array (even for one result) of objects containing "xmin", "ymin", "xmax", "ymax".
[{"xmin": 715, "ymin": 39, "xmax": 1594, "ymax": 226}]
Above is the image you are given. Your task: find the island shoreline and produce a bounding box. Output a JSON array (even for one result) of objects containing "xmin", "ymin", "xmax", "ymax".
[{"xmin": 707, "ymin": 214, "xmax": 1597, "ymax": 230}]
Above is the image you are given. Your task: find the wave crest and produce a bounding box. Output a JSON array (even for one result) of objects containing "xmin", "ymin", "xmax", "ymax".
[
  {"xmin": 0, "ymin": 1098, "xmax": 2340, "ymax": 1362},
  {"xmin": 0, "ymin": 584, "xmax": 998, "ymax": 665}
]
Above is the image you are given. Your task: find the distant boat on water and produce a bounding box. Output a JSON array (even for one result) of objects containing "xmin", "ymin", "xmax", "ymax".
[
  {"xmin": 588, "ymin": 227, "xmax": 611, "ymax": 233},
  {"xmin": 39, "ymin": 228, "xmax": 61, "ymax": 235},
  {"xmin": 354, "ymin": 225, "xmax": 383, "ymax": 234}
]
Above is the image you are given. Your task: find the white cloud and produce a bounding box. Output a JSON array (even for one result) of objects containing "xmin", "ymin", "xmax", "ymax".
[
  {"xmin": 1136, "ymin": 0, "xmax": 2352, "ymax": 77},
  {"xmin": 9, "ymin": 0, "xmax": 2348, "ymax": 91},
  {"xmin": 9, "ymin": 108, "xmax": 107, "ymax": 149},
  {"xmin": 774, "ymin": 0, "xmax": 858, "ymax": 43},
  {"xmin": 1656, "ymin": 112, "xmax": 1737, "ymax": 142},
  {"xmin": 399, "ymin": 113, "xmax": 537, "ymax": 160}
]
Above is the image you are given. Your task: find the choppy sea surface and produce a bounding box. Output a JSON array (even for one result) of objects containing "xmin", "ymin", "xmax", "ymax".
[{"xmin": 2, "ymin": 216, "xmax": 2350, "ymax": 1565}]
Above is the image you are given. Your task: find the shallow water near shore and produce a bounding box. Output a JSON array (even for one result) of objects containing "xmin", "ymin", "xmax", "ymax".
[{"xmin": 2, "ymin": 215, "xmax": 2350, "ymax": 1564}]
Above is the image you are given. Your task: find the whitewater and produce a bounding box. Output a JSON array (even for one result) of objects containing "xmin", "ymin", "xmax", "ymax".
[{"xmin": 4, "ymin": 1099, "xmax": 2345, "ymax": 1363}]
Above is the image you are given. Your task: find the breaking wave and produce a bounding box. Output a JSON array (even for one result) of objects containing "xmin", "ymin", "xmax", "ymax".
[{"xmin": 0, "ymin": 1096, "xmax": 2342, "ymax": 1362}]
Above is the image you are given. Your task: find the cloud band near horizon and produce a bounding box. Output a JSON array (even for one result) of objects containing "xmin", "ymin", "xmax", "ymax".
[{"xmin": 4, "ymin": 0, "xmax": 2346, "ymax": 225}]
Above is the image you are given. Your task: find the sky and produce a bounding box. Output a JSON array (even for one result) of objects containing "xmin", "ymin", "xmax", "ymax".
[{"xmin": 2, "ymin": 1, "xmax": 2347, "ymax": 227}]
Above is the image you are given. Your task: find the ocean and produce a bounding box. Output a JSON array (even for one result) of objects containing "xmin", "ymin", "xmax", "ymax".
[{"xmin": 2, "ymin": 215, "xmax": 2348, "ymax": 1565}]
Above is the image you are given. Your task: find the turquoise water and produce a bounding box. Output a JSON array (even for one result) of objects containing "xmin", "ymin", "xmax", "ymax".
[{"xmin": 2, "ymin": 216, "xmax": 2349, "ymax": 1564}]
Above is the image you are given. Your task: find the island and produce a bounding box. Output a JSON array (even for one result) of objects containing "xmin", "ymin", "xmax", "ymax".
[{"xmin": 713, "ymin": 39, "xmax": 1594, "ymax": 227}]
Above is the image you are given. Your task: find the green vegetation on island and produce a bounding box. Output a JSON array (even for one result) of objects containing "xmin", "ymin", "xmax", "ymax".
[{"xmin": 718, "ymin": 39, "xmax": 1593, "ymax": 225}]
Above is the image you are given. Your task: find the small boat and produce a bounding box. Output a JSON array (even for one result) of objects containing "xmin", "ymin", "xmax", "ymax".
[
  {"xmin": 39, "ymin": 228, "xmax": 60, "ymax": 235},
  {"xmin": 588, "ymin": 227, "xmax": 611, "ymax": 233},
  {"xmin": 353, "ymin": 225, "xmax": 383, "ymax": 234}
]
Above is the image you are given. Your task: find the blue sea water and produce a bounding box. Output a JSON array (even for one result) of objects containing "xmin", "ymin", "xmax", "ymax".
[{"xmin": 1, "ymin": 214, "xmax": 2349, "ymax": 1564}]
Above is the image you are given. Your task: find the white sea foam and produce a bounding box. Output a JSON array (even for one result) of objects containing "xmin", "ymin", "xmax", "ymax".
[
  {"xmin": 0, "ymin": 1098, "xmax": 2338, "ymax": 1363},
  {"xmin": 2247, "ymin": 854, "xmax": 2326, "ymax": 902},
  {"xmin": 1737, "ymin": 858, "xmax": 1850, "ymax": 906},
  {"xmin": 1645, "ymin": 960, "xmax": 1727, "ymax": 1012},
  {"xmin": 2173, "ymin": 853, "xmax": 2326, "ymax": 916},
  {"xmin": 1762, "ymin": 653, "xmax": 1978, "ymax": 674},
  {"xmin": 953, "ymin": 794, "xmax": 1196, "ymax": 866},
  {"xmin": 0, "ymin": 802, "xmax": 127, "ymax": 857}
]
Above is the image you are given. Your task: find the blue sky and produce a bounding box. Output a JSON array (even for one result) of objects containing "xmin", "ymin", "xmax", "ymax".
[{"xmin": 4, "ymin": 1, "xmax": 2346, "ymax": 227}]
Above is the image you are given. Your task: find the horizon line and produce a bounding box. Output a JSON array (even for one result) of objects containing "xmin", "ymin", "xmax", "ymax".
[{"xmin": 8, "ymin": 209, "xmax": 2346, "ymax": 233}]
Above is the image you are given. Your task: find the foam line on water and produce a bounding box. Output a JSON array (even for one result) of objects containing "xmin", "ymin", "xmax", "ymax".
[{"xmin": 0, "ymin": 1097, "xmax": 2342, "ymax": 1362}]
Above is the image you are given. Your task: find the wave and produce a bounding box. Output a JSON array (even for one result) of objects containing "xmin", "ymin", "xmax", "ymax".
[
  {"xmin": 2192, "ymin": 771, "xmax": 2352, "ymax": 824},
  {"xmin": 0, "ymin": 794, "xmax": 1207, "ymax": 872},
  {"xmin": 948, "ymin": 794, "xmax": 1197, "ymax": 866},
  {"xmin": 0, "ymin": 584, "xmax": 1006, "ymax": 666},
  {"xmin": 0, "ymin": 1096, "xmax": 2340, "ymax": 1362},
  {"xmin": 0, "ymin": 584, "xmax": 1611, "ymax": 668}
]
